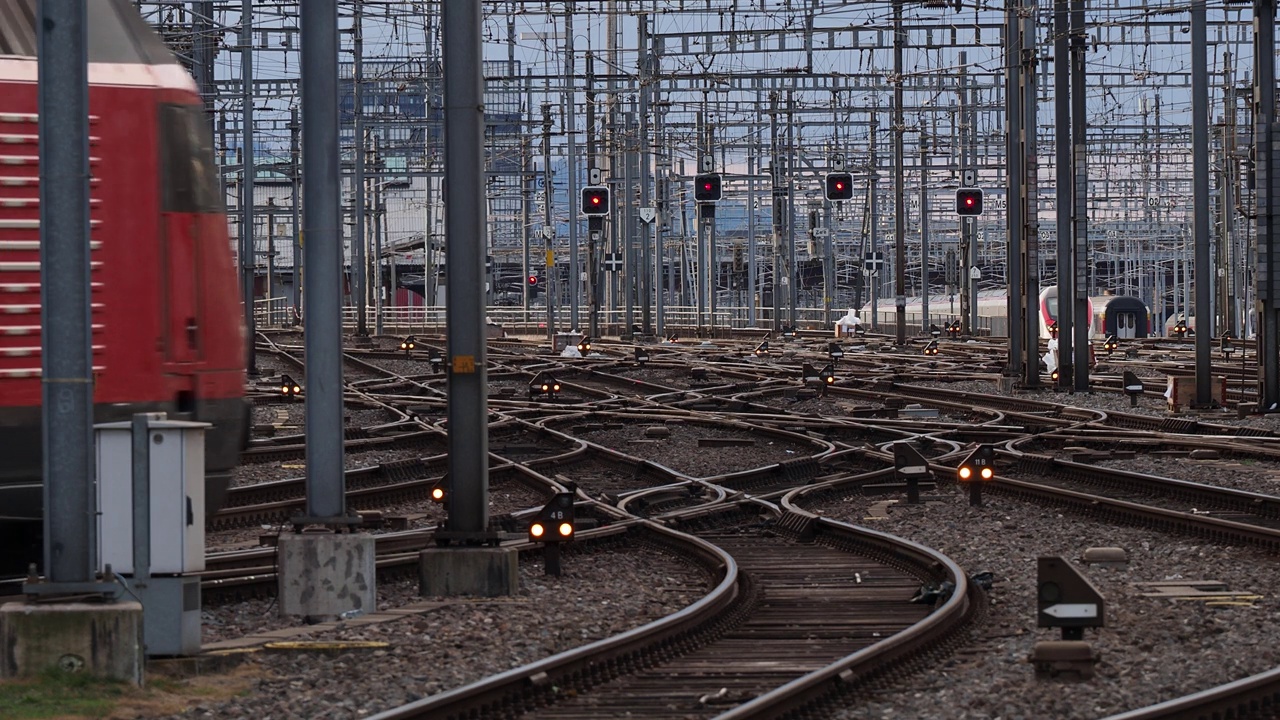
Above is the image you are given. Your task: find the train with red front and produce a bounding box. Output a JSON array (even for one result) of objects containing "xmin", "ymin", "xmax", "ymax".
[{"xmin": 0, "ymin": 0, "xmax": 247, "ymax": 570}]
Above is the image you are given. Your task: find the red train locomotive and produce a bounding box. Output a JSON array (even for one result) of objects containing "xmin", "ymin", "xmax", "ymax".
[{"xmin": 0, "ymin": 0, "xmax": 247, "ymax": 567}]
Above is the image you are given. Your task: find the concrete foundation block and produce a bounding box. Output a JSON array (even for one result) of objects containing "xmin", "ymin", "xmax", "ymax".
[
  {"xmin": 0, "ymin": 601, "xmax": 144, "ymax": 685},
  {"xmin": 277, "ymin": 532, "xmax": 376, "ymax": 619},
  {"xmin": 420, "ymin": 547, "xmax": 519, "ymax": 597}
]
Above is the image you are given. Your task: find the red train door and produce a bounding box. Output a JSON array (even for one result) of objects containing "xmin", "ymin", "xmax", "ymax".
[{"xmin": 162, "ymin": 215, "xmax": 202, "ymax": 363}]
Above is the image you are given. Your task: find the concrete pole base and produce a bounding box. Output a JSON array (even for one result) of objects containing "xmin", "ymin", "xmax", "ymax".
[
  {"xmin": 0, "ymin": 601, "xmax": 144, "ymax": 685},
  {"xmin": 277, "ymin": 532, "xmax": 376, "ymax": 620},
  {"xmin": 420, "ymin": 546, "xmax": 519, "ymax": 597}
]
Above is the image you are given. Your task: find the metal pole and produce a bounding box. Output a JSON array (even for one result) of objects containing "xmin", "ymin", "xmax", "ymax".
[
  {"xmin": 1071, "ymin": 0, "xmax": 1090, "ymax": 392},
  {"xmin": 893, "ymin": 0, "xmax": 906, "ymax": 345},
  {"xmin": 624, "ymin": 115, "xmax": 636, "ymax": 334},
  {"xmin": 1254, "ymin": 0, "xmax": 1279, "ymax": 409},
  {"xmin": 656, "ymin": 99, "xmax": 668, "ymax": 336},
  {"xmin": 542, "ymin": 103, "xmax": 556, "ymax": 342},
  {"xmin": 770, "ymin": 92, "xmax": 782, "ymax": 331},
  {"xmin": 1005, "ymin": 0, "xmax": 1024, "ymax": 375},
  {"xmin": 522, "ymin": 137, "xmax": 533, "ymax": 316},
  {"xmin": 38, "ymin": 0, "xmax": 95, "ymax": 585},
  {"xmin": 959, "ymin": 52, "xmax": 976, "ymax": 334},
  {"xmin": 1054, "ymin": 0, "xmax": 1074, "ymax": 388},
  {"xmin": 1191, "ymin": 0, "xmax": 1212, "ymax": 404},
  {"xmin": 241, "ymin": 0, "xmax": 257, "ymax": 373},
  {"xmin": 639, "ymin": 14, "xmax": 654, "ymax": 336},
  {"xmin": 565, "ymin": 4, "xmax": 580, "ymax": 331},
  {"xmin": 267, "ymin": 202, "xmax": 276, "ymax": 326},
  {"xmin": 442, "ymin": 0, "xmax": 489, "ymax": 535},
  {"xmin": 920, "ymin": 123, "xmax": 929, "ymax": 334},
  {"xmin": 290, "ymin": 109, "xmax": 302, "ymax": 320},
  {"xmin": 373, "ymin": 141, "xmax": 384, "ymax": 336},
  {"xmin": 130, "ymin": 414, "xmax": 151, "ymax": 587},
  {"xmin": 748, "ymin": 146, "xmax": 758, "ymax": 327},
  {"xmin": 585, "ymin": 52, "xmax": 599, "ymax": 338},
  {"xmin": 300, "ymin": 0, "xmax": 347, "ymax": 522},
  {"xmin": 1021, "ymin": 0, "xmax": 1041, "ymax": 385},
  {"xmin": 353, "ymin": 0, "xmax": 367, "ymax": 336},
  {"xmin": 870, "ymin": 107, "xmax": 880, "ymax": 330},
  {"xmin": 786, "ymin": 91, "xmax": 798, "ymax": 328},
  {"xmin": 190, "ymin": 1, "xmax": 215, "ymax": 114}
]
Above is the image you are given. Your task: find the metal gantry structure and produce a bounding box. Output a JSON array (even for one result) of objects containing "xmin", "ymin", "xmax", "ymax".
[{"xmin": 137, "ymin": 0, "xmax": 1277, "ymax": 400}]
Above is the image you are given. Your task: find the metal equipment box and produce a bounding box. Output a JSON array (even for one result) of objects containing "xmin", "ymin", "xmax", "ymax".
[{"xmin": 96, "ymin": 417, "xmax": 209, "ymax": 575}]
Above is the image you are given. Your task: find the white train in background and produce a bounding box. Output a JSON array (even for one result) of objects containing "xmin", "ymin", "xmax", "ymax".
[{"xmin": 860, "ymin": 287, "xmax": 1150, "ymax": 339}]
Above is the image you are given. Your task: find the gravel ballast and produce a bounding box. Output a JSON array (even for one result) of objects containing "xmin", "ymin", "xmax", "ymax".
[
  {"xmin": 171, "ymin": 545, "xmax": 710, "ymax": 719},
  {"xmin": 809, "ymin": 482, "xmax": 1280, "ymax": 719}
]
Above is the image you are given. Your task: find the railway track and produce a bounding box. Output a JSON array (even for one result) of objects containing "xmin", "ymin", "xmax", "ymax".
[
  {"xmin": 366, "ymin": 504, "xmax": 976, "ymax": 720},
  {"xmin": 207, "ymin": 333, "xmax": 1280, "ymax": 718}
]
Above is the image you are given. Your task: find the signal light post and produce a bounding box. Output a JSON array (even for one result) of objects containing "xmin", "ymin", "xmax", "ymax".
[
  {"xmin": 957, "ymin": 444, "xmax": 995, "ymax": 506},
  {"xmin": 580, "ymin": 182, "xmax": 609, "ymax": 339},
  {"xmin": 529, "ymin": 492, "xmax": 576, "ymax": 575},
  {"xmin": 693, "ymin": 166, "xmax": 720, "ymax": 331}
]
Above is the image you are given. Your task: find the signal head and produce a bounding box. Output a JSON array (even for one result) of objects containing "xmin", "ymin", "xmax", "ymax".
[
  {"xmin": 581, "ymin": 186, "xmax": 611, "ymax": 216},
  {"xmin": 955, "ymin": 188, "xmax": 984, "ymax": 216},
  {"xmin": 528, "ymin": 274, "xmax": 539, "ymax": 286},
  {"xmin": 824, "ymin": 172, "xmax": 854, "ymax": 201},
  {"xmin": 529, "ymin": 492, "xmax": 576, "ymax": 543},
  {"xmin": 957, "ymin": 444, "xmax": 996, "ymax": 482},
  {"xmin": 694, "ymin": 173, "xmax": 723, "ymax": 202}
]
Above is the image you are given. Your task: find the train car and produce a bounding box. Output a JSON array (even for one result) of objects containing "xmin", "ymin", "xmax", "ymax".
[
  {"xmin": 1090, "ymin": 295, "xmax": 1150, "ymax": 339},
  {"xmin": 860, "ymin": 287, "xmax": 1092, "ymax": 340},
  {"xmin": 0, "ymin": 0, "xmax": 247, "ymax": 567},
  {"xmin": 1037, "ymin": 286, "xmax": 1096, "ymax": 341}
]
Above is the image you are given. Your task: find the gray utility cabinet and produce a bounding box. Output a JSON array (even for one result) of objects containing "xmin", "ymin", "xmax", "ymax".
[{"xmin": 96, "ymin": 417, "xmax": 207, "ymax": 575}]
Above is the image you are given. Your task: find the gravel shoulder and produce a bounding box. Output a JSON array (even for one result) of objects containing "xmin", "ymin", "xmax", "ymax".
[{"xmin": 808, "ymin": 481, "xmax": 1280, "ymax": 720}]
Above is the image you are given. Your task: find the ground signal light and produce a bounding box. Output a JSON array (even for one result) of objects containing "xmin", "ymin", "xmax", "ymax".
[
  {"xmin": 828, "ymin": 343, "xmax": 844, "ymax": 363},
  {"xmin": 529, "ymin": 372, "xmax": 562, "ymax": 400},
  {"xmin": 528, "ymin": 492, "xmax": 575, "ymax": 544},
  {"xmin": 955, "ymin": 188, "xmax": 984, "ymax": 216},
  {"xmin": 400, "ymin": 335, "xmax": 417, "ymax": 354},
  {"xmin": 957, "ymin": 445, "xmax": 995, "ymax": 481},
  {"xmin": 634, "ymin": 347, "xmax": 650, "ymax": 364},
  {"xmin": 280, "ymin": 373, "xmax": 302, "ymax": 397},
  {"xmin": 946, "ymin": 320, "xmax": 962, "ymax": 338},
  {"xmin": 1102, "ymin": 335, "xmax": 1119, "ymax": 355},
  {"xmin": 576, "ymin": 337, "xmax": 592, "ymax": 354},
  {"xmin": 922, "ymin": 339, "xmax": 939, "ymax": 356},
  {"xmin": 825, "ymin": 172, "xmax": 854, "ymax": 201},
  {"xmin": 1221, "ymin": 333, "xmax": 1235, "ymax": 358},
  {"xmin": 694, "ymin": 173, "xmax": 722, "ymax": 202},
  {"xmin": 430, "ymin": 481, "xmax": 446, "ymax": 504},
  {"xmin": 754, "ymin": 340, "xmax": 769, "ymax": 357},
  {"xmin": 1123, "ymin": 370, "xmax": 1144, "ymax": 407},
  {"xmin": 581, "ymin": 186, "xmax": 610, "ymax": 216},
  {"xmin": 819, "ymin": 364, "xmax": 836, "ymax": 385}
]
